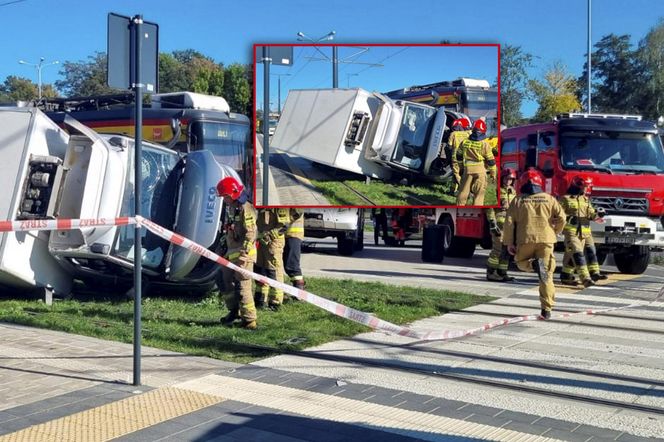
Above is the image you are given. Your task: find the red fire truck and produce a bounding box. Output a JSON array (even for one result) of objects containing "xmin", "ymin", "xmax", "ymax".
[{"xmin": 430, "ymin": 113, "xmax": 664, "ymax": 274}]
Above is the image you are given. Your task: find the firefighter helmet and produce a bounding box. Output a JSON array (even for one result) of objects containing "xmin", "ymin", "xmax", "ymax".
[
  {"xmin": 216, "ymin": 176, "xmax": 244, "ymax": 200},
  {"xmin": 501, "ymin": 167, "xmax": 517, "ymax": 184},
  {"xmin": 571, "ymin": 175, "xmax": 593, "ymax": 193},
  {"xmin": 473, "ymin": 118, "xmax": 487, "ymax": 133},
  {"xmin": 518, "ymin": 168, "xmax": 544, "ymax": 189}
]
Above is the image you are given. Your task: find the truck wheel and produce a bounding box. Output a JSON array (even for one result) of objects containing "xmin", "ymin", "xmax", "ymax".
[
  {"xmin": 596, "ymin": 250, "xmax": 607, "ymax": 266},
  {"xmin": 440, "ymin": 216, "xmax": 476, "ymax": 259},
  {"xmin": 614, "ymin": 246, "xmax": 650, "ymax": 274},
  {"xmin": 338, "ymin": 236, "xmax": 355, "ymax": 256},
  {"xmin": 353, "ymin": 225, "xmax": 364, "ymax": 252}
]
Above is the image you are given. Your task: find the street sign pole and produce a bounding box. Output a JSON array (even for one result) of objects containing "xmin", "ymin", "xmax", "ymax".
[
  {"xmin": 262, "ymin": 46, "xmax": 271, "ymax": 206},
  {"xmin": 132, "ymin": 14, "xmax": 143, "ymax": 387}
]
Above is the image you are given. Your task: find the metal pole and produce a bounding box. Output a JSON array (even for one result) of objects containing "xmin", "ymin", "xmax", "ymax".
[
  {"xmin": 262, "ymin": 47, "xmax": 271, "ymax": 206},
  {"xmin": 332, "ymin": 45, "xmax": 338, "ymax": 88},
  {"xmin": 277, "ymin": 75, "xmax": 281, "ymax": 113},
  {"xmin": 132, "ymin": 14, "xmax": 143, "ymax": 387},
  {"xmin": 587, "ymin": 0, "xmax": 592, "ymax": 113},
  {"xmin": 37, "ymin": 62, "xmax": 42, "ymax": 100}
]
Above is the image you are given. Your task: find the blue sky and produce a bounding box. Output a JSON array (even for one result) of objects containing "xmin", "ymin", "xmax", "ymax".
[
  {"xmin": 255, "ymin": 45, "xmax": 499, "ymax": 113},
  {"xmin": 1, "ymin": 0, "xmax": 662, "ymax": 117}
]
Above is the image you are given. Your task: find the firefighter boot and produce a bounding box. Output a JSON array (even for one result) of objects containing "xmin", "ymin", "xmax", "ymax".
[
  {"xmin": 486, "ymin": 268, "xmax": 504, "ymax": 282},
  {"xmin": 591, "ymin": 273, "xmax": 608, "ymax": 282},
  {"xmin": 221, "ymin": 308, "xmax": 240, "ymax": 327},
  {"xmin": 560, "ymin": 276, "xmax": 579, "ymax": 286},
  {"xmin": 540, "ymin": 309, "xmax": 551, "ymax": 320},
  {"xmin": 239, "ymin": 319, "xmax": 257, "ymax": 330},
  {"xmin": 582, "ymin": 278, "xmax": 596, "ymax": 288},
  {"xmin": 497, "ymin": 269, "xmax": 515, "ymax": 282}
]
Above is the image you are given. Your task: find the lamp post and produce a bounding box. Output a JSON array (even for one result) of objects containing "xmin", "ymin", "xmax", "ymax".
[
  {"xmin": 587, "ymin": 0, "xmax": 592, "ymax": 113},
  {"xmin": 18, "ymin": 57, "xmax": 59, "ymax": 100},
  {"xmin": 297, "ymin": 30, "xmax": 337, "ymax": 88},
  {"xmin": 271, "ymin": 73, "xmax": 291, "ymax": 113}
]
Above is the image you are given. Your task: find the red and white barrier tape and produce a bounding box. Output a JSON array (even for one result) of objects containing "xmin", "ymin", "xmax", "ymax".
[
  {"xmin": 0, "ymin": 217, "xmax": 134, "ymax": 233},
  {"xmin": 136, "ymin": 216, "xmax": 663, "ymax": 341},
  {"xmin": 1, "ymin": 215, "xmax": 660, "ymax": 341}
]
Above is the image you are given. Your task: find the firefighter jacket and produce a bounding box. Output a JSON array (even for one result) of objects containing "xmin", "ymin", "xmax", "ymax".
[
  {"xmin": 286, "ymin": 208, "xmax": 305, "ymax": 239},
  {"xmin": 559, "ymin": 194, "xmax": 597, "ymax": 238},
  {"xmin": 486, "ymin": 185, "xmax": 516, "ymax": 224},
  {"xmin": 450, "ymin": 130, "xmax": 471, "ymax": 176},
  {"xmin": 457, "ymin": 135, "xmax": 497, "ymax": 176},
  {"xmin": 225, "ymin": 199, "xmax": 257, "ymax": 263},
  {"xmin": 257, "ymin": 208, "xmax": 290, "ymax": 242},
  {"xmin": 503, "ymin": 191, "xmax": 565, "ymax": 246}
]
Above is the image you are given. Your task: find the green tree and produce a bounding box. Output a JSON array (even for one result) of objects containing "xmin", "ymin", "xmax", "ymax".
[
  {"xmin": 529, "ymin": 62, "xmax": 581, "ymax": 122},
  {"xmin": 55, "ymin": 52, "xmax": 116, "ymax": 97},
  {"xmin": 500, "ymin": 45, "xmax": 533, "ymax": 127},
  {"xmin": 0, "ymin": 76, "xmax": 37, "ymax": 101},
  {"xmin": 223, "ymin": 64, "xmax": 250, "ymax": 114},
  {"xmin": 637, "ymin": 19, "xmax": 664, "ymax": 119},
  {"xmin": 0, "ymin": 76, "xmax": 57, "ymax": 101},
  {"xmin": 579, "ymin": 34, "xmax": 642, "ymax": 114}
]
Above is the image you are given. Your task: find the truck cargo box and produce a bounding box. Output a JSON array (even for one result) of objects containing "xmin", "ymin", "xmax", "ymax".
[{"xmin": 0, "ymin": 108, "xmax": 73, "ymax": 295}]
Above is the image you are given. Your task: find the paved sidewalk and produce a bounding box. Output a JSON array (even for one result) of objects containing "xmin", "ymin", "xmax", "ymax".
[{"xmin": 0, "ymin": 269, "xmax": 662, "ymax": 441}]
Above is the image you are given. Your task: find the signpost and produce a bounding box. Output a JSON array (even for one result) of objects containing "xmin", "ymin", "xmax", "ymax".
[
  {"xmin": 107, "ymin": 12, "xmax": 159, "ymax": 386},
  {"xmin": 256, "ymin": 45, "xmax": 293, "ymax": 206}
]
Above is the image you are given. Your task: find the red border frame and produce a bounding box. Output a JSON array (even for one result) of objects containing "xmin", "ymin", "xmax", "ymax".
[{"xmin": 252, "ymin": 43, "xmax": 501, "ymax": 210}]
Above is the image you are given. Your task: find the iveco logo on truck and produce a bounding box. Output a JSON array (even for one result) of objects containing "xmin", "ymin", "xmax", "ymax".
[{"xmin": 205, "ymin": 187, "xmax": 216, "ymax": 224}]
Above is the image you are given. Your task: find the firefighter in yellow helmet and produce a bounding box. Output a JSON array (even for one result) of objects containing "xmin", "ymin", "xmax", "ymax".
[
  {"xmin": 284, "ymin": 208, "xmax": 306, "ymax": 292},
  {"xmin": 485, "ymin": 168, "xmax": 517, "ymax": 282},
  {"xmin": 255, "ymin": 208, "xmax": 289, "ymax": 310},
  {"xmin": 559, "ymin": 176, "xmax": 607, "ymax": 287},
  {"xmin": 448, "ymin": 117, "xmax": 471, "ymax": 193},
  {"xmin": 216, "ymin": 176, "xmax": 258, "ymax": 330},
  {"xmin": 503, "ymin": 169, "xmax": 566, "ymax": 319},
  {"xmin": 456, "ymin": 118, "xmax": 497, "ymax": 205}
]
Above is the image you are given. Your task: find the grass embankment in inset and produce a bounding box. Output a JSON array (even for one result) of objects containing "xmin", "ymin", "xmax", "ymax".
[
  {"xmin": 311, "ymin": 178, "xmax": 497, "ymax": 206},
  {"xmin": 0, "ymin": 278, "xmax": 493, "ymax": 363}
]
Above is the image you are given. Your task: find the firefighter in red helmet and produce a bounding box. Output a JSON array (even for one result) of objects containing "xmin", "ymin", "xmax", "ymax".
[
  {"xmin": 456, "ymin": 118, "xmax": 497, "ymax": 206},
  {"xmin": 559, "ymin": 175, "xmax": 607, "ymax": 286},
  {"xmin": 448, "ymin": 117, "xmax": 472, "ymax": 192},
  {"xmin": 503, "ymin": 169, "xmax": 566, "ymax": 319},
  {"xmin": 215, "ymin": 176, "xmax": 258, "ymax": 329}
]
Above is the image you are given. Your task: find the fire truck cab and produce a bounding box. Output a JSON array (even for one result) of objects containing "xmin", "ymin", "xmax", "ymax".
[{"xmin": 432, "ymin": 113, "xmax": 664, "ymax": 274}]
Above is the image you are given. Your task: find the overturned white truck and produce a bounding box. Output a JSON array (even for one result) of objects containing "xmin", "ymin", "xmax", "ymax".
[
  {"xmin": 0, "ymin": 107, "xmax": 239, "ymax": 297},
  {"xmin": 271, "ymin": 88, "xmax": 463, "ymax": 181}
]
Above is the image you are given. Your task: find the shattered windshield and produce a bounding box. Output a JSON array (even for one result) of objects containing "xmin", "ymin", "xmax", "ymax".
[
  {"xmin": 113, "ymin": 143, "xmax": 180, "ymax": 269},
  {"xmin": 560, "ymin": 130, "xmax": 664, "ymax": 174},
  {"xmin": 392, "ymin": 104, "xmax": 436, "ymax": 170}
]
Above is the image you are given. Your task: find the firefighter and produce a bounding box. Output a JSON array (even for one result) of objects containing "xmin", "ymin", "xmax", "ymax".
[
  {"xmin": 448, "ymin": 117, "xmax": 472, "ymax": 192},
  {"xmin": 284, "ymin": 208, "xmax": 306, "ymax": 292},
  {"xmin": 456, "ymin": 119, "xmax": 497, "ymax": 206},
  {"xmin": 485, "ymin": 168, "xmax": 517, "ymax": 282},
  {"xmin": 216, "ymin": 176, "xmax": 258, "ymax": 330},
  {"xmin": 559, "ymin": 176, "xmax": 607, "ymax": 286},
  {"xmin": 255, "ymin": 208, "xmax": 289, "ymax": 310},
  {"xmin": 503, "ymin": 169, "xmax": 566, "ymax": 319}
]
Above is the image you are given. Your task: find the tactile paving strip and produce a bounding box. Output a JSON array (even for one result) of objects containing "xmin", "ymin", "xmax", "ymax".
[{"xmin": 0, "ymin": 387, "xmax": 223, "ymax": 442}]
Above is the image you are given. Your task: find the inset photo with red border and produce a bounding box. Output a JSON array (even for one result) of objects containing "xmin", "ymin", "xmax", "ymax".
[{"xmin": 253, "ymin": 43, "xmax": 500, "ymax": 209}]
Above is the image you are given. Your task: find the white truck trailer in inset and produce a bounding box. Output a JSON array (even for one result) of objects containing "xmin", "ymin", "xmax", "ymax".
[{"xmin": 271, "ymin": 88, "xmax": 453, "ymax": 181}]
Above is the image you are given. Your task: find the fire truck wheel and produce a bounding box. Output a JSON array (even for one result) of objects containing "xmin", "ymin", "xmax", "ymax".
[
  {"xmin": 440, "ymin": 217, "xmax": 475, "ymax": 259},
  {"xmin": 614, "ymin": 246, "xmax": 650, "ymax": 274}
]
